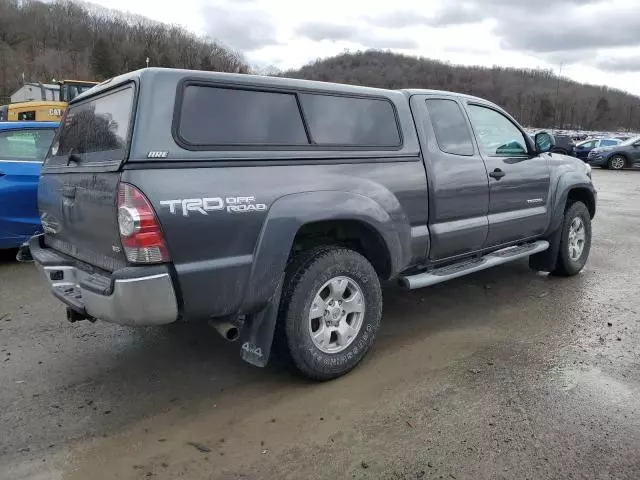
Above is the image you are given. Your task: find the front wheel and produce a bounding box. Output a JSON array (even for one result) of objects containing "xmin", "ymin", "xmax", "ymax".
[
  {"xmin": 274, "ymin": 246, "xmax": 382, "ymax": 380},
  {"xmin": 608, "ymin": 155, "xmax": 626, "ymax": 170},
  {"xmin": 551, "ymin": 201, "xmax": 592, "ymax": 276}
]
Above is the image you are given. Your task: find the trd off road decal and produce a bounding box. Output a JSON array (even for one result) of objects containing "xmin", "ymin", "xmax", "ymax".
[{"xmin": 160, "ymin": 196, "xmax": 267, "ymax": 216}]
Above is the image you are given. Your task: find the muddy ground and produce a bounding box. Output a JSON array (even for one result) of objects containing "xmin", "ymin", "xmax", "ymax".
[{"xmin": 1, "ymin": 169, "xmax": 639, "ymax": 480}]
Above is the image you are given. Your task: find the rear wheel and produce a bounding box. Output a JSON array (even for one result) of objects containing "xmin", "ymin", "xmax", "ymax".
[
  {"xmin": 608, "ymin": 155, "xmax": 626, "ymax": 170},
  {"xmin": 274, "ymin": 246, "xmax": 382, "ymax": 380},
  {"xmin": 551, "ymin": 201, "xmax": 592, "ymax": 276}
]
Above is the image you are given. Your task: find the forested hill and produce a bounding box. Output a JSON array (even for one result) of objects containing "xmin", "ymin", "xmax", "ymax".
[
  {"xmin": 0, "ymin": 0, "xmax": 248, "ymax": 104},
  {"xmin": 2, "ymin": 1, "xmax": 639, "ymax": 132},
  {"xmin": 284, "ymin": 50, "xmax": 640, "ymax": 132}
]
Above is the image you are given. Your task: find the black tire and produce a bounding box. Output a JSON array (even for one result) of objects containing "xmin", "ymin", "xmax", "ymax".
[
  {"xmin": 551, "ymin": 148, "xmax": 568, "ymax": 155},
  {"xmin": 551, "ymin": 201, "xmax": 592, "ymax": 276},
  {"xmin": 274, "ymin": 246, "xmax": 382, "ymax": 381},
  {"xmin": 608, "ymin": 155, "xmax": 626, "ymax": 170}
]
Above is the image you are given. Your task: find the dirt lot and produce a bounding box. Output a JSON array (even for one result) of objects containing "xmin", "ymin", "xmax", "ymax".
[{"xmin": 1, "ymin": 169, "xmax": 639, "ymax": 480}]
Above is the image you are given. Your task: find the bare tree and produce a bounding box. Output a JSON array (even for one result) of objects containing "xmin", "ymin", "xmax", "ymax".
[{"xmin": 0, "ymin": 0, "xmax": 249, "ymax": 102}]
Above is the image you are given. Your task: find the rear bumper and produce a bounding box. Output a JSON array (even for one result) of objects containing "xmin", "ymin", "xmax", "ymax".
[{"xmin": 30, "ymin": 235, "xmax": 178, "ymax": 326}]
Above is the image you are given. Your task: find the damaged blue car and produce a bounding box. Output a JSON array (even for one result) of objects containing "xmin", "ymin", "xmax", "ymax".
[{"xmin": 0, "ymin": 121, "xmax": 58, "ymax": 249}]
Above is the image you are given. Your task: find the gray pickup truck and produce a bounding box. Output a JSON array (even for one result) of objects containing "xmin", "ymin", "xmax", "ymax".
[{"xmin": 29, "ymin": 68, "xmax": 596, "ymax": 380}]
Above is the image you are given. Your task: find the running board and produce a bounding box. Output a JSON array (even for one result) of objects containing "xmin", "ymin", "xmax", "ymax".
[{"xmin": 399, "ymin": 240, "xmax": 550, "ymax": 290}]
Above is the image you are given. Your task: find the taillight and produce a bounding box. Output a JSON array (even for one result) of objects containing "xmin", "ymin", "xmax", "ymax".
[{"xmin": 117, "ymin": 183, "xmax": 169, "ymax": 264}]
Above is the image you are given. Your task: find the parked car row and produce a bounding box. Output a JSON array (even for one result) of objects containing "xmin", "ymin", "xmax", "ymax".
[
  {"xmin": 527, "ymin": 130, "xmax": 640, "ymax": 170},
  {"xmin": 574, "ymin": 137, "xmax": 621, "ymax": 160},
  {"xmin": 587, "ymin": 135, "xmax": 640, "ymax": 170},
  {"xmin": 537, "ymin": 128, "xmax": 639, "ymax": 144}
]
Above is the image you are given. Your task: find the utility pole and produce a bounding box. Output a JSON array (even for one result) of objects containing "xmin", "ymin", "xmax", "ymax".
[{"xmin": 553, "ymin": 63, "xmax": 563, "ymax": 131}]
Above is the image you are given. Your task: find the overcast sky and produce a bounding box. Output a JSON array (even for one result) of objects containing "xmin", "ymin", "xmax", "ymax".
[{"xmin": 92, "ymin": 0, "xmax": 640, "ymax": 96}]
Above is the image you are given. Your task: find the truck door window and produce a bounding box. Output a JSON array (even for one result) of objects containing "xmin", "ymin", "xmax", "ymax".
[
  {"xmin": 425, "ymin": 99, "xmax": 474, "ymax": 156},
  {"xmin": 467, "ymin": 105, "xmax": 528, "ymax": 157}
]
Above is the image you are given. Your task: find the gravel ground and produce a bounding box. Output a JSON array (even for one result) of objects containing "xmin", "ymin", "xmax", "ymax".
[{"xmin": 1, "ymin": 168, "xmax": 639, "ymax": 480}]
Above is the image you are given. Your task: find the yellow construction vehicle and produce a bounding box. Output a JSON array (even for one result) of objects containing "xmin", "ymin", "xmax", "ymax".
[
  {"xmin": 57, "ymin": 79, "xmax": 99, "ymax": 102},
  {"xmin": 2, "ymin": 79, "xmax": 99, "ymax": 122}
]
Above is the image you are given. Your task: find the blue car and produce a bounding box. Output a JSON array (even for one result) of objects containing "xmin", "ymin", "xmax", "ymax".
[
  {"xmin": 0, "ymin": 121, "xmax": 58, "ymax": 249},
  {"xmin": 573, "ymin": 138, "xmax": 621, "ymax": 160}
]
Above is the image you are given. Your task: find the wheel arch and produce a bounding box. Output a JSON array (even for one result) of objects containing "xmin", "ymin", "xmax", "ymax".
[
  {"xmin": 241, "ymin": 191, "xmax": 408, "ymax": 314},
  {"xmin": 548, "ymin": 173, "xmax": 596, "ymax": 235},
  {"xmin": 291, "ymin": 219, "xmax": 393, "ymax": 280},
  {"xmin": 567, "ymin": 187, "xmax": 596, "ymax": 218}
]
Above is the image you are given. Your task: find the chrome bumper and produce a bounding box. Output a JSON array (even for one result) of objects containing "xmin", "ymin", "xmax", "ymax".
[{"xmin": 30, "ymin": 236, "xmax": 178, "ymax": 326}]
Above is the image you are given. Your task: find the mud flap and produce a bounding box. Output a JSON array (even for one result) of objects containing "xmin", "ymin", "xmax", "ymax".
[
  {"xmin": 239, "ymin": 279, "xmax": 283, "ymax": 368},
  {"xmin": 529, "ymin": 219, "xmax": 563, "ymax": 272}
]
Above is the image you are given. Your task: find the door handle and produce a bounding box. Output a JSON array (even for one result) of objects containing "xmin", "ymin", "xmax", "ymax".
[
  {"xmin": 0, "ymin": 170, "xmax": 5, "ymax": 177},
  {"xmin": 489, "ymin": 168, "xmax": 506, "ymax": 179}
]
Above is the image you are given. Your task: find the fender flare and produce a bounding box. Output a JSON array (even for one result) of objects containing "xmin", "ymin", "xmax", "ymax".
[
  {"xmin": 547, "ymin": 173, "xmax": 596, "ymax": 235},
  {"xmin": 241, "ymin": 190, "xmax": 410, "ymax": 314}
]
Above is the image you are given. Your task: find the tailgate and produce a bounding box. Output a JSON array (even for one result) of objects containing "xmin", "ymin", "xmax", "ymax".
[
  {"xmin": 38, "ymin": 82, "xmax": 136, "ymax": 271},
  {"xmin": 38, "ymin": 171, "xmax": 126, "ymax": 271}
]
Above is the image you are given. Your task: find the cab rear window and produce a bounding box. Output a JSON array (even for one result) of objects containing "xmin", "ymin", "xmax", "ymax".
[{"xmin": 45, "ymin": 84, "xmax": 134, "ymax": 166}]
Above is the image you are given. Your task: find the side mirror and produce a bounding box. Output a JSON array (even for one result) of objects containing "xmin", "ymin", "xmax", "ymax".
[{"xmin": 535, "ymin": 132, "xmax": 555, "ymax": 153}]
